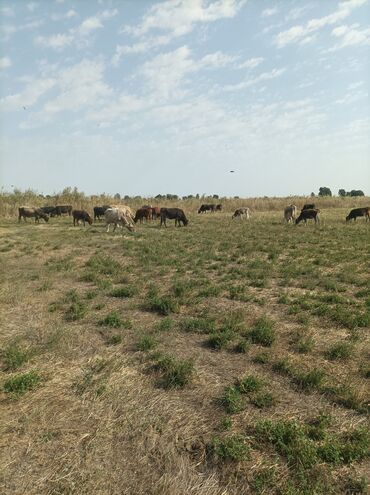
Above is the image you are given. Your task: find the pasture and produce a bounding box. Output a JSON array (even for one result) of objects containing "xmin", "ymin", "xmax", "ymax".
[{"xmin": 0, "ymin": 204, "xmax": 369, "ymax": 494}]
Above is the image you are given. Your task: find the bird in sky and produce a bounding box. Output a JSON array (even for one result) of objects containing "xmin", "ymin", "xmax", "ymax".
[{"xmin": 229, "ymin": 170, "xmax": 235, "ymax": 173}]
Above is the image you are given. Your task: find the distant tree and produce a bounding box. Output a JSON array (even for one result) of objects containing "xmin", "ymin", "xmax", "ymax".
[
  {"xmin": 155, "ymin": 194, "xmax": 163, "ymax": 199},
  {"xmin": 124, "ymin": 195, "xmax": 131, "ymax": 200},
  {"xmin": 338, "ymin": 189, "xmax": 346, "ymax": 197},
  {"xmin": 234, "ymin": 196, "xmax": 240, "ymax": 199},
  {"xmin": 310, "ymin": 192, "xmax": 315, "ymax": 197},
  {"xmin": 114, "ymin": 193, "xmax": 121, "ymax": 200},
  {"xmin": 318, "ymin": 187, "xmax": 332, "ymax": 197},
  {"xmin": 196, "ymin": 194, "xmax": 200, "ymax": 199},
  {"xmin": 350, "ymin": 190, "xmax": 364, "ymax": 197},
  {"xmin": 212, "ymin": 194, "xmax": 219, "ymax": 199}
]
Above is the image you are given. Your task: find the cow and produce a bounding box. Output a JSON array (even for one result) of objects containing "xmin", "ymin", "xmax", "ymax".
[
  {"xmin": 151, "ymin": 206, "xmax": 161, "ymax": 220},
  {"xmin": 296, "ymin": 208, "xmax": 320, "ymax": 225},
  {"xmin": 346, "ymin": 207, "xmax": 370, "ymax": 222},
  {"xmin": 40, "ymin": 206, "xmax": 57, "ymax": 217},
  {"xmin": 18, "ymin": 207, "xmax": 49, "ymax": 223},
  {"xmin": 215, "ymin": 204, "xmax": 223, "ymax": 211},
  {"xmin": 302, "ymin": 204, "xmax": 315, "ymax": 211},
  {"xmin": 93, "ymin": 205, "xmax": 111, "ymax": 221},
  {"xmin": 134, "ymin": 207, "xmax": 152, "ymax": 223},
  {"xmin": 111, "ymin": 205, "xmax": 135, "ymax": 223},
  {"xmin": 104, "ymin": 207, "xmax": 135, "ymax": 233},
  {"xmin": 160, "ymin": 208, "xmax": 188, "ymax": 227},
  {"xmin": 55, "ymin": 205, "xmax": 73, "ymax": 216},
  {"xmin": 72, "ymin": 210, "xmax": 93, "ymax": 226},
  {"xmin": 232, "ymin": 207, "xmax": 250, "ymax": 219},
  {"xmin": 198, "ymin": 204, "xmax": 216, "ymax": 213},
  {"xmin": 284, "ymin": 204, "xmax": 298, "ymax": 223}
]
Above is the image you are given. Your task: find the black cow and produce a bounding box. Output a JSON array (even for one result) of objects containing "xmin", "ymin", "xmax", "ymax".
[
  {"xmin": 160, "ymin": 208, "xmax": 188, "ymax": 227},
  {"xmin": 72, "ymin": 210, "xmax": 93, "ymax": 226},
  {"xmin": 18, "ymin": 207, "xmax": 49, "ymax": 223},
  {"xmin": 55, "ymin": 205, "xmax": 72, "ymax": 216},
  {"xmin": 93, "ymin": 205, "xmax": 111, "ymax": 221},
  {"xmin": 198, "ymin": 204, "xmax": 216, "ymax": 213},
  {"xmin": 40, "ymin": 206, "xmax": 57, "ymax": 216},
  {"xmin": 296, "ymin": 209, "xmax": 320, "ymax": 225},
  {"xmin": 302, "ymin": 203, "xmax": 315, "ymax": 211},
  {"xmin": 215, "ymin": 204, "xmax": 223, "ymax": 211},
  {"xmin": 346, "ymin": 207, "xmax": 370, "ymax": 222}
]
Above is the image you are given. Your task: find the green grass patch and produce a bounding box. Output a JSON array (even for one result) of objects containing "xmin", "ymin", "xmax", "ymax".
[
  {"xmin": 154, "ymin": 354, "xmax": 194, "ymax": 389},
  {"xmin": 247, "ymin": 316, "xmax": 276, "ymax": 347},
  {"xmin": 212, "ymin": 435, "xmax": 250, "ymax": 461},
  {"xmin": 4, "ymin": 370, "xmax": 43, "ymax": 396}
]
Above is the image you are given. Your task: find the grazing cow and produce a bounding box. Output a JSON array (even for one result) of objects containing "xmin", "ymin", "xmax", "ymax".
[
  {"xmin": 302, "ymin": 203, "xmax": 315, "ymax": 211},
  {"xmin": 160, "ymin": 208, "xmax": 188, "ymax": 227},
  {"xmin": 72, "ymin": 210, "xmax": 93, "ymax": 226},
  {"xmin": 151, "ymin": 206, "xmax": 161, "ymax": 220},
  {"xmin": 284, "ymin": 204, "xmax": 298, "ymax": 223},
  {"xmin": 296, "ymin": 208, "xmax": 320, "ymax": 225},
  {"xmin": 93, "ymin": 205, "xmax": 111, "ymax": 221},
  {"xmin": 40, "ymin": 206, "xmax": 57, "ymax": 217},
  {"xmin": 134, "ymin": 207, "xmax": 152, "ymax": 223},
  {"xmin": 232, "ymin": 207, "xmax": 250, "ymax": 219},
  {"xmin": 346, "ymin": 207, "xmax": 370, "ymax": 222},
  {"xmin": 198, "ymin": 204, "xmax": 216, "ymax": 213},
  {"xmin": 55, "ymin": 205, "xmax": 73, "ymax": 216},
  {"xmin": 215, "ymin": 204, "xmax": 223, "ymax": 211},
  {"xmin": 142, "ymin": 204, "xmax": 153, "ymax": 209},
  {"xmin": 104, "ymin": 207, "xmax": 135, "ymax": 233},
  {"xmin": 111, "ymin": 205, "xmax": 135, "ymax": 222},
  {"xmin": 18, "ymin": 207, "xmax": 49, "ymax": 223}
]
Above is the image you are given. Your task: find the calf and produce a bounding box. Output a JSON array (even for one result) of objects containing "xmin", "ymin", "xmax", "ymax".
[
  {"xmin": 93, "ymin": 205, "xmax": 111, "ymax": 221},
  {"xmin": 160, "ymin": 208, "xmax": 188, "ymax": 227},
  {"xmin": 134, "ymin": 207, "xmax": 152, "ymax": 223},
  {"xmin": 232, "ymin": 207, "xmax": 250, "ymax": 219},
  {"xmin": 18, "ymin": 207, "xmax": 49, "ymax": 223},
  {"xmin": 104, "ymin": 208, "xmax": 135, "ymax": 233},
  {"xmin": 346, "ymin": 207, "xmax": 370, "ymax": 222},
  {"xmin": 284, "ymin": 204, "xmax": 297, "ymax": 223},
  {"xmin": 72, "ymin": 210, "xmax": 93, "ymax": 226},
  {"xmin": 296, "ymin": 208, "xmax": 320, "ymax": 225}
]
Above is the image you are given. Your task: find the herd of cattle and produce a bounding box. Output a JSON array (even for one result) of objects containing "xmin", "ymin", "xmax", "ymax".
[{"xmin": 17, "ymin": 203, "xmax": 370, "ymax": 231}]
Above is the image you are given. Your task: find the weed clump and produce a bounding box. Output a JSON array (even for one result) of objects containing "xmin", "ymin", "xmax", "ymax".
[
  {"xmin": 137, "ymin": 334, "xmax": 158, "ymax": 351},
  {"xmin": 212, "ymin": 435, "xmax": 250, "ymax": 461},
  {"xmin": 154, "ymin": 354, "xmax": 194, "ymax": 388},
  {"xmin": 248, "ymin": 317, "xmax": 276, "ymax": 347},
  {"xmin": 325, "ymin": 341, "xmax": 353, "ymax": 361},
  {"xmin": 110, "ymin": 286, "xmax": 137, "ymax": 298},
  {"xmin": 221, "ymin": 386, "xmax": 245, "ymax": 414},
  {"xmin": 99, "ymin": 312, "xmax": 131, "ymax": 329},
  {"xmin": 2, "ymin": 344, "xmax": 32, "ymax": 371},
  {"xmin": 147, "ymin": 294, "xmax": 179, "ymax": 316},
  {"xmin": 4, "ymin": 370, "xmax": 43, "ymax": 396},
  {"xmin": 180, "ymin": 317, "xmax": 216, "ymax": 334}
]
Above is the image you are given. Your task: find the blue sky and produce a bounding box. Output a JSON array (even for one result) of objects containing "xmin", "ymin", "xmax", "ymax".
[{"xmin": 0, "ymin": 0, "xmax": 369, "ymax": 197}]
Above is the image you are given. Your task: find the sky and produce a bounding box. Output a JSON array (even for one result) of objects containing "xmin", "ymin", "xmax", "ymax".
[{"xmin": 0, "ymin": 0, "xmax": 369, "ymax": 197}]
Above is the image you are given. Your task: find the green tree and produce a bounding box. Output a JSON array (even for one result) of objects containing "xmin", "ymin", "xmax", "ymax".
[{"xmin": 318, "ymin": 187, "xmax": 332, "ymax": 197}]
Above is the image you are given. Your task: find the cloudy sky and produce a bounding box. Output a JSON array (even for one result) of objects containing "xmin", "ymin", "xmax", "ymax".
[{"xmin": 1, "ymin": 0, "xmax": 369, "ymax": 197}]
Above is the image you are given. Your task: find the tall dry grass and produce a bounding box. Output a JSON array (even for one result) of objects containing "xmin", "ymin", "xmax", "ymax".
[{"xmin": 1, "ymin": 188, "xmax": 368, "ymax": 217}]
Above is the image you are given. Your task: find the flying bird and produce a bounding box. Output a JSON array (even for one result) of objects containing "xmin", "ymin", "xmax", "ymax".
[
  {"xmin": 23, "ymin": 106, "xmax": 26, "ymax": 110},
  {"xmin": 229, "ymin": 170, "xmax": 235, "ymax": 173}
]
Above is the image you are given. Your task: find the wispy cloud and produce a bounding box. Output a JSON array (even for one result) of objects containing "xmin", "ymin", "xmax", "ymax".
[
  {"xmin": 35, "ymin": 33, "xmax": 74, "ymax": 50},
  {"xmin": 330, "ymin": 23, "xmax": 370, "ymax": 49},
  {"xmin": 275, "ymin": 0, "xmax": 368, "ymax": 47},
  {"xmin": 262, "ymin": 7, "xmax": 278, "ymax": 17},
  {"xmin": 223, "ymin": 67, "xmax": 286, "ymax": 92},
  {"xmin": 0, "ymin": 56, "xmax": 12, "ymax": 69},
  {"xmin": 0, "ymin": 78, "xmax": 56, "ymax": 111}
]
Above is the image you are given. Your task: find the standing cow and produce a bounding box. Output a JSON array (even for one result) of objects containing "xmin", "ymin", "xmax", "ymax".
[
  {"xmin": 104, "ymin": 207, "xmax": 135, "ymax": 233},
  {"xmin": 134, "ymin": 207, "xmax": 152, "ymax": 223},
  {"xmin": 160, "ymin": 208, "xmax": 188, "ymax": 227},
  {"xmin": 55, "ymin": 205, "xmax": 73, "ymax": 216},
  {"xmin": 93, "ymin": 205, "xmax": 111, "ymax": 221},
  {"xmin": 232, "ymin": 207, "xmax": 250, "ymax": 219},
  {"xmin": 72, "ymin": 210, "xmax": 93, "ymax": 226}
]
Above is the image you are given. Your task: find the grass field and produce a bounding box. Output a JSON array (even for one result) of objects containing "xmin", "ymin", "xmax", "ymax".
[{"xmin": 1, "ymin": 204, "xmax": 369, "ymax": 494}]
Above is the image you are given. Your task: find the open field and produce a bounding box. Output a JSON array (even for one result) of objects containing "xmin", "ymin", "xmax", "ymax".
[{"xmin": 1, "ymin": 203, "xmax": 369, "ymax": 494}]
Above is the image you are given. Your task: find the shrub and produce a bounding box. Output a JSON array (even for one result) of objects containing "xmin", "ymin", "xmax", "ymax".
[
  {"xmin": 293, "ymin": 336, "xmax": 315, "ymax": 354},
  {"xmin": 251, "ymin": 391, "xmax": 276, "ymax": 409},
  {"xmin": 248, "ymin": 317, "xmax": 276, "ymax": 347},
  {"xmin": 207, "ymin": 328, "xmax": 234, "ymax": 350},
  {"xmin": 253, "ymin": 352, "xmax": 270, "ymax": 364},
  {"xmin": 154, "ymin": 354, "xmax": 194, "ymax": 388},
  {"xmin": 4, "ymin": 370, "xmax": 42, "ymax": 395},
  {"xmin": 237, "ymin": 374, "xmax": 264, "ymax": 394},
  {"xmin": 294, "ymin": 368, "xmax": 325, "ymax": 391},
  {"xmin": 234, "ymin": 339, "xmax": 251, "ymax": 353},
  {"xmin": 99, "ymin": 312, "xmax": 128, "ymax": 328},
  {"xmin": 155, "ymin": 317, "xmax": 174, "ymax": 332},
  {"xmin": 65, "ymin": 301, "xmax": 87, "ymax": 321},
  {"xmin": 212, "ymin": 435, "xmax": 250, "ymax": 461},
  {"xmin": 250, "ymin": 467, "xmax": 276, "ymax": 494},
  {"xmin": 147, "ymin": 295, "xmax": 179, "ymax": 315}
]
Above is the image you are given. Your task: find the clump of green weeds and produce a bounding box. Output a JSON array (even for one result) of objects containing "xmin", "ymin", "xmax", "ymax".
[
  {"xmin": 110, "ymin": 286, "xmax": 138, "ymax": 298},
  {"xmin": 2, "ymin": 344, "xmax": 32, "ymax": 371},
  {"xmin": 154, "ymin": 353, "xmax": 194, "ymax": 388},
  {"xmin": 247, "ymin": 316, "xmax": 276, "ymax": 347},
  {"xmin": 325, "ymin": 341, "xmax": 353, "ymax": 361},
  {"xmin": 212, "ymin": 435, "xmax": 250, "ymax": 461},
  {"xmin": 4, "ymin": 370, "xmax": 43, "ymax": 396},
  {"xmin": 137, "ymin": 334, "xmax": 158, "ymax": 351},
  {"xmin": 99, "ymin": 312, "xmax": 131, "ymax": 329}
]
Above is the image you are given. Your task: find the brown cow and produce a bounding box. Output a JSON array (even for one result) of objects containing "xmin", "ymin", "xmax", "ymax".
[
  {"xmin": 72, "ymin": 210, "xmax": 93, "ymax": 226},
  {"xmin": 151, "ymin": 207, "xmax": 161, "ymax": 220},
  {"xmin": 18, "ymin": 207, "xmax": 49, "ymax": 223},
  {"xmin": 346, "ymin": 207, "xmax": 370, "ymax": 222},
  {"xmin": 134, "ymin": 207, "xmax": 152, "ymax": 223},
  {"xmin": 296, "ymin": 209, "xmax": 320, "ymax": 225}
]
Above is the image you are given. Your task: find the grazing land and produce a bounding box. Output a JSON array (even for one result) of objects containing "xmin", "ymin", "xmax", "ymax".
[{"xmin": 1, "ymin": 200, "xmax": 369, "ymax": 495}]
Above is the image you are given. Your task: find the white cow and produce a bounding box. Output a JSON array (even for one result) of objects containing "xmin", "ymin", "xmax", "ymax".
[
  {"xmin": 110, "ymin": 204, "xmax": 135, "ymax": 223},
  {"xmin": 232, "ymin": 207, "xmax": 250, "ymax": 219},
  {"xmin": 104, "ymin": 208, "xmax": 135, "ymax": 233},
  {"xmin": 284, "ymin": 204, "xmax": 297, "ymax": 223}
]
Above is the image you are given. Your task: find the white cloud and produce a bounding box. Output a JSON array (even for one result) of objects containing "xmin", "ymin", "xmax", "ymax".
[
  {"xmin": 43, "ymin": 59, "xmax": 112, "ymax": 114},
  {"xmin": 126, "ymin": 0, "xmax": 246, "ymax": 37},
  {"xmin": 223, "ymin": 67, "xmax": 286, "ymax": 92},
  {"xmin": 51, "ymin": 9, "xmax": 77, "ymax": 21},
  {"xmin": 112, "ymin": 34, "xmax": 172, "ymax": 66},
  {"xmin": 1, "ymin": 6, "xmax": 15, "ymax": 16},
  {"xmin": 1, "ymin": 19, "xmax": 44, "ymax": 40},
  {"xmin": 27, "ymin": 2, "xmax": 38, "ymax": 12},
  {"xmin": 35, "ymin": 33, "xmax": 74, "ymax": 50},
  {"xmin": 275, "ymin": 0, "xmax": 368, "ymax": 47},
  {"xmin": 0, "ymin": 56, "xmax": 12, "ymax": 69},
  {"xmin": 200, "ymin": 50, "xmax": 239, "ymax": 67},
  {"xmin": 76, "ymin": 9, "xmax": 117, "ymax": 37},
  {"xmin": 262, "ymin": 7, "xmax": 278, "ymax": 17},
  {"xmin": 0, "ymin": 78, "xmax": 56, "ymax": 111},
  {"xmin": 330, "ymin": 24, "xmax": 370, "ymax": 49},
  {"xmin": 238, "ymin": 57, "xmax": 264, "ymax": 69}
]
